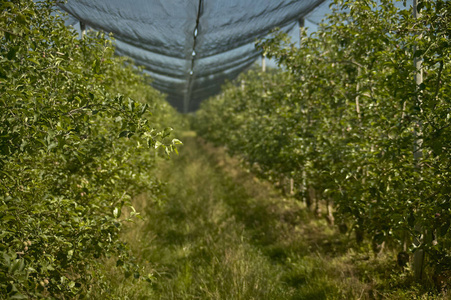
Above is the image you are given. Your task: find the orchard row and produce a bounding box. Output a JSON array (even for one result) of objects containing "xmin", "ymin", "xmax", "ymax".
[
  {"xmin": 0, "ymin": 0, "xmax": 181, "ymax": 298},
  {"xmin": 194, "ymin": 0, "xmax": 451, "ymax": 283}
]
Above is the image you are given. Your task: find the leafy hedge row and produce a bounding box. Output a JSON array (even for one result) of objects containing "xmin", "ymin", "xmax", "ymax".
[
  {"xmin": 194, "ymin": 0, "xmax": 451, "ymax": 284},
  {"xmin": 1, "ymin": 1, "xmax": 181, "ymax": 298}
]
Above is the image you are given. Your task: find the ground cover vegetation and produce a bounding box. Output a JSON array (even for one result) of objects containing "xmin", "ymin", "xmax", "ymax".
[
  {"xmin": 109, "ymin": 134, "xmax": 448, "ymax": 299},
  {"xmin": 0, "ymin": 0, "xmax": 181, "ymax": 298},
  {"xmin": 194, "ymin": 0, "xmax": 451, "ymax": 295}
]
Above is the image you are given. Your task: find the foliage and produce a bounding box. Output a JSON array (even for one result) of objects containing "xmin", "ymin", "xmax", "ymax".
[
  {"xmin": 0, "ymin": 0, "xmax": 180, "ymax": 298},
  {"xmin": 194, "ymin": 0, "xmax": 451, "ymax": 290}
]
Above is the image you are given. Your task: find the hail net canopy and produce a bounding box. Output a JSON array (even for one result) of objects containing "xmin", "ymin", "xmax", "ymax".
[{"xmin": 59, "ymin": 0, "xmax": 326, "ymax": 112}]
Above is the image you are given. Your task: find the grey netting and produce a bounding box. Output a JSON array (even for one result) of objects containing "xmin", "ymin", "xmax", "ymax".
[{"xmin": 59, "ymin": 0, "xmax": 327, "ymax": 112}]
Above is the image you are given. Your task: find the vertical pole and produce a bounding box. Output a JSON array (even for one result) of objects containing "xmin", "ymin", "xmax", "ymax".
[
  {"xmin": 412, "ymin": 0, "xmax": 424, "ymax": 281},
  {"xmin": 80, "ymin": 22, "xmax": 86, "ymax": 39},
  {"xmin": 413, "ymin": 0, "xmax": 423, "ymax": 113},
  {"xmin": 356, "ymin": 67, "xmax": 362, "ymax": 121},
  {"xmin": 298, "ymin": 17, "xmax": 305, "ymax": 41},
  {"xmin": 413, "ymin": 0, "xmax": 423, "ymax": 160},
  {"xmin": 296, "ymin": 17, "xmax": 307, "ymax": 199},
  {"xmin": 261, "ymin": 55, "xmax": 266, "ymax": 72},
  {"xmin": 80, "ymin": 21, "xmax": 86, "ymax": 39},
  {"xmin": 183, "ymin": 91, "xmax": 190, "ymax": 114},
  {"xmin": 298, "ymin": 17, "xmax": 308, "ymax": 207},
  {"xmin": 299, "ymin": 17, "xmax": 307, "ymax": 205}
]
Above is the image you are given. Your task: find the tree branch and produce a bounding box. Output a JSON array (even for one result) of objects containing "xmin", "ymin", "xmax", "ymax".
[
  {"xmin": 0, "ymin": 27, "xmax": 21, "ymax": 37},
  {"xmin": 433, "ymin": 60, "xmax": 444, "ymax": 104}
]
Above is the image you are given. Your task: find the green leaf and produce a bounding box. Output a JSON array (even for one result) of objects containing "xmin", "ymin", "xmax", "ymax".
[
  {"xmin": 6, "ymin": 47, "xmax": 19, "ymax": 60},
  {"xmin": 154, "ymin": 140, "xmax": 162, "ymax": 149},
  {"xmin": 92, "ymin": 59, "xmax": 100, "ymax": 74},
  {"xmin": 141, "ymin": 103, "xmax": 148, "ymax": 115},
  {"xmin": 119, "ymin": 131, "xmax": 130, "ymax": 138},
  {"xmin": 27, "ymin": 58, "xmax": 40, "ymax": 65},
  {"xmin": 67, "ymin": 249, "xmax": 74, "ymax": 260},
  {"xmin": 16, "ymin": 14, "xmax": 27, "ymax": 25},
  {"xmin": 416, "ymin": 0, "xmax": 424, "ymax": 11},
  {"xmin": 113, "ymin": 207, "xmax": 120, "ymax": 218},
  {"xmin": 413, "ymin": 49, "xmax": 423, "ymax": 58}
]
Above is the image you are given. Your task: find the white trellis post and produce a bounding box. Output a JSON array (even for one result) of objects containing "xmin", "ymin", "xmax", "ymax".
[
  {"xmin": 412, "ymin": 0, "xmax": 425, "ymax": 281},
  {"xmin": 298, "ymin": 17, "xmax": 308, "ymax": 203}
]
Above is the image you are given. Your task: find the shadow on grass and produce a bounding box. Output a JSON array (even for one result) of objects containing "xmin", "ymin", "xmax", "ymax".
[{"xmin": 124, "ymin": 135, "xmax": 447, "ymax": 300}]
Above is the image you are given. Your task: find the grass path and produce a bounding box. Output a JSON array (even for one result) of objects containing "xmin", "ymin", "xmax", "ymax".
[
  {"xmin": 103, "ymin": 132, "xmax": 444, "ymax": 299},
  {"xmin": 127, "ymin": 133, "xmax": 353, "ymax": 299}
]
